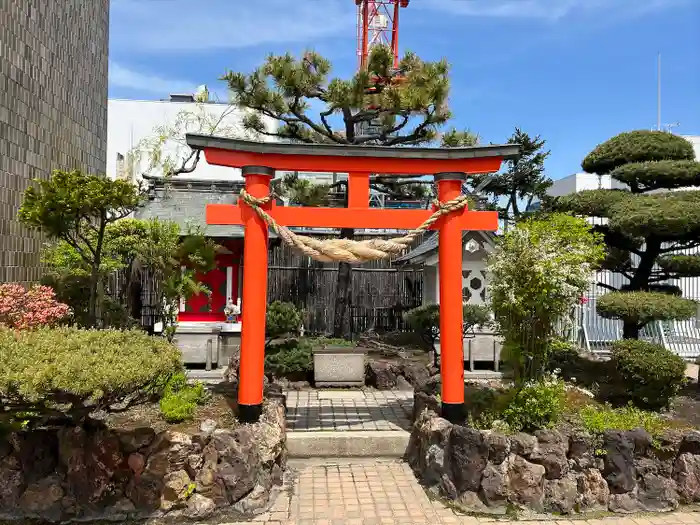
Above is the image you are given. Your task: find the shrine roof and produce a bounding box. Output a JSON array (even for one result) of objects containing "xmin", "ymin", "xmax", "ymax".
[
  {"xmin": 394, "ymin": 230, "xmax": 496, "ymax": 265},
  {"xmin": 186, "ymin": 134, "xmax": 520, "ymax": 175},
  {"xmin": 187, "ymin": 134, "xmax": 520, "ymax": 161},
  {"xmin": 135, "ymin": 175, "xmax": 247, "ymax": 238}
]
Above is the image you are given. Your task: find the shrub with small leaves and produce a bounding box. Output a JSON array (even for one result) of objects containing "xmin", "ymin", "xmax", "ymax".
[
  {"xmin": 0, "ymin": 283, "xmax": 71, "ymax": 330},
  {"xmin": 501, "ymin": 375, "xmax": 566, "ymax": 432},
  {"xmin": 403, "ymin": 303, "xmax": 491, "ymax": 367},
  {"xmin": 578, "ymin": 403, "xmax": 668, "ymax": 437},
  {"xmin": 609, "ymin": 339, "xmax": 687, "ymax": 410},
  {"xmin": 0, "ymin": 327, "xmax": 182, "ymax": 425},
  {"xmin": 159, "ymin": 372, "xmax": 207, "ymax": 423}
]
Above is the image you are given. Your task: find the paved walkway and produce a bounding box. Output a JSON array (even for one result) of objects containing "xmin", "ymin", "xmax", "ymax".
[
  {"xmin": 285, "ymin": 390, "xmax": 413, "ymax": 432},
  {"xmin": 229, "ymin": 459, "xmax": 700, "ymax": 525}
]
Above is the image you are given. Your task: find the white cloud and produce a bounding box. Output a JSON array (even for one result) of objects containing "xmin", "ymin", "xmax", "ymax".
[
  {"xmin": 418, "ymin": 0, "xmax": 689, "ymax": 20},
  {"xmin": 109, "ymin": 0, "xmax": 356, "ymax": 52},
  {"xmin": 109, "ymin": 63, "xmax": 197, "ymax": 94}
]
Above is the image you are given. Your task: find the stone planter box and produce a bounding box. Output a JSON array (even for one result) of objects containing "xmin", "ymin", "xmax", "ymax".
[{"xmin": 313, "ymin": 345, "xmax": 367, "ymax": 387}]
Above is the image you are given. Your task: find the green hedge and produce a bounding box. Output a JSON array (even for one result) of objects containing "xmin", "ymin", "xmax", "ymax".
[
  {"xmin": 0, "ymin": 327, "xmax": 182, "ymax": 425},
  {"xmin": 609, "ymin": 339, "xmax": 687, "ymax": 410}
]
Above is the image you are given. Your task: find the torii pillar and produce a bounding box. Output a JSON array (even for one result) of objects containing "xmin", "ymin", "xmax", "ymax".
[{"xmin": 186, "ymin": 134, "xmax": 519, "ymax": 424}]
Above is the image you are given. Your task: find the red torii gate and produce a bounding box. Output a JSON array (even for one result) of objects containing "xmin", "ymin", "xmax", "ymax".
[{"xmin": 186, "ymin": 134, "xmax": 519, "ymax": 423}]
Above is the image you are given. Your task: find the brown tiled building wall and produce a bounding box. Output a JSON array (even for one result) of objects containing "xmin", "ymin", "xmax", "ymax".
[{"xmin": 0, "ymin": 0, "xmax": 109, "ymax": 283}]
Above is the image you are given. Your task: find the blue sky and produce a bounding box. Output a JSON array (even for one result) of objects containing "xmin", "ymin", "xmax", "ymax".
[{"xmin": 109, "ymin": 0, "xmax": 700, "ymax": 180}]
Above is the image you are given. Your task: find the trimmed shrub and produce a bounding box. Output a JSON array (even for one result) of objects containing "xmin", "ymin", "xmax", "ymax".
[
  {"xmin": 0, "ymin": 327, "xmax": 182, "ymax": 425},
  {"xmin": 597, "ymin": 291, "xmax": 696, "ymax": 327},
  {"xmin": 159, "ymin": 372, "xmax": 207, "ymax": 423},
  {"xmin": 266, "ymin": 301, "xmax": 302, "ymax": 341},
  {"xmin": 265, "ymin": 339, "xmax": 313, "ymax": 379},
  {"xmin": 0, "ymin": 283, "xmax": 71, "ymax": 329},
  {"xmin": 609, "ymin": 339, "xmax": 687, "ymax": 410},
  {"xmin": 501, "ymin": 376, "xmax": 566, "ymax": 432}
]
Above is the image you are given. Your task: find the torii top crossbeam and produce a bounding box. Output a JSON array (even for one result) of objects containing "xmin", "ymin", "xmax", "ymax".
[{"xmin": 186, "ymin": 133, "xmax": 519, "ymax": 424}]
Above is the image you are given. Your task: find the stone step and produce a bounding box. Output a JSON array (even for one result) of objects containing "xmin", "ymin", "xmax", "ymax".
[
  {"xmin": 186, "ymin": 369, "xmax": 225, "ymax": 385},
  {"xmin": 287, "ymin": 430, "xmax": 410, "ymax": 458},
  {"xmin": 464, "ymin": 370, "xmax": 504, "ymax": 380}
]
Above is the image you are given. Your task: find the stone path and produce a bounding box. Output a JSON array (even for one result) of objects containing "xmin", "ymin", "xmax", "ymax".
[
  {"xmin": 285, "ymin": 390, "xmax": 413, "ymax": 432},
  {"xmin": 228, "ymin": 458, "xmax": 700, "ymax": 525}
]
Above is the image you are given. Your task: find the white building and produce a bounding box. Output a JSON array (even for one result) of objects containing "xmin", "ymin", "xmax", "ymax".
[{"xmin": 107, "ymin": 89, "xmax": 277, "ymax": 183}]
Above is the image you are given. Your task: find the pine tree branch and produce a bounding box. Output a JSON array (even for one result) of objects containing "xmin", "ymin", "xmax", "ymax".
[
  {"xmin": 597, "ymin": 282, "xmax": 620, "ymax": 292},
  {"xmin": 288, "ymin": 96, "xmax": 346, "ymax": 144}
]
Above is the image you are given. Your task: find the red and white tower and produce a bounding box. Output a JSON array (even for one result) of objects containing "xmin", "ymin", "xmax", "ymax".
[{"xmin": 355, "ymin": 0, "xmax": 409, "ymax": 70}]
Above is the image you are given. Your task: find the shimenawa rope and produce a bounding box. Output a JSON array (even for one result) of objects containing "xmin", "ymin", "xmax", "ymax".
[{"xmin": 239, "ymin": 189, "xmax": 470, "ymax": 264}]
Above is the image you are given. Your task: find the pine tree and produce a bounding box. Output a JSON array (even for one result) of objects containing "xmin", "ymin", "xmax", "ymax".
[
  {"xmin": 225, "ymin": 46, "xmax": 477, "ymax": 337},
  {"xmin": 474, "ymin": 128, "xmax": 551, "ymax": 224},
  {"xmin": 550, "ymin": 130, "xmax": 700, "ymax": 339}
]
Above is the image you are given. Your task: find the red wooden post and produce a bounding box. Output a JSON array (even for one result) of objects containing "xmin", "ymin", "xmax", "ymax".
[
  {"xmin": 238, "ymin": 165, "xmax": 274, "ymax": 423},
  {"xmin": 436, "ymin": 172, "xmax": 467, "ymax": 423}
]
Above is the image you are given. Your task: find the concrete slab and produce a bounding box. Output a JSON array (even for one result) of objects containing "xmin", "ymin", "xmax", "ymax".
[{"xmin": 286, "ymin": 430, "xmax": 410, "ymax": 458}]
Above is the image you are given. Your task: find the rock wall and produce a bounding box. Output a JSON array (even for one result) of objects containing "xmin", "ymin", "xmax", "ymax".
[
  {"xmin": 0, "ymin": 399, "xmax": 286, "ymax": 522},
  {"xmin": 407, "ymin": 405, "xmax": 700, "ymax": 515}
]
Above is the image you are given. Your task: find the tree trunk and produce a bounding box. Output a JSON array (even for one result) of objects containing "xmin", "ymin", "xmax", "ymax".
[
  {"xmin": 87, "ymin": 261, "xmax": 101, "ymax": 328},
  {"xmin": 623, "ymin": 322, "xmax": 640, "ymax": 340},
  {"xmin": 87, "ymin": 220, "xmax": 107, "ymax": 328},
  {"xmin": 332, "ymin": 227, "xmax": 354, "ymax": 338}
]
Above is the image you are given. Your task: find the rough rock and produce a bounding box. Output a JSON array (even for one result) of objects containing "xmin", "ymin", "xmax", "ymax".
[
  {"xmin": 413, "ymin": 391, "xmax": 441, "ymax": 423},
  {"xmin": 126, "ymin": 474, "xmax": 162, "ymax": 510},
  {"xmin": 396, "ymin": 375, "xmax": 413, "ymax": 390},
  {"xmin": 400, "ymin": 363, "xmax": 431, "ymax": 388},
  {"xmin": 608, "ymin": 491, "xmax": 640, "ymax": 513},
  {"xmin": 544, "ymin": 474, "xmax": 578, "ymax": 514},
  {"xmin": 117, "ymin": 427, "xmax": 155, "ymax": 453},
  {"xmin": 19, "ymin": 475, "xmax": 64, "ymax": 515},
  {"xmin": 256, "ymin": 401, "xmax": 286, "ymax": 464},
  {"xmin": 185, "ymin": 493, "xmax": 216, "ymax": 518},
  {"xmin": 58, "ymin": 427, "xmax": 124, "ymax": 504},
  {"xmin": 145, "ymin": 431, "xmax": 195, "ymax": 477},
  {"xmin": 15, "ymin": 430, "xmax": 58, "ymax": 483},
  {"xmin": 569, "ymin": 431, "xmax": 598, "ymax": 471},
  {"xmin": 425, "ymin": 444, "xmax": 448, "ymax": 486},
  {"xmin": 107, "ymin": 497, "xmax": 136, "ymax": 517},
  {"xmin": 161, "ymin": 469, "xmax": 192, "ymax": 511},
  {"xmin": 485, "ymin": 431, "xmax": 510, "ymax": 465},
  {"xmin": 196, "ymin": 427, "xmax": 259, "ymax": 505},
  {"xmin": 507, "ymin": 454, "xmax": 546, "ymax": 511},
  {"xmin": 602, "ymin": 431, "xmax": 636, "ymax": 494},
  {"xmin": 576, "ymin": 468, "xmax": 609, "ymax": 512},
  {"xmin": 674, "ymin": 452, "xmax": 700, "ymax": 503},
  {"xmin": 0, "ymin": 454, "xmax": 24, "ymax": 508},
  {"xmin": 510, "ymin": 433, "xmax": 537, "ymax": 458},
  {"xmin": 128, "ymin": 452, "xmax": 145, "ymax": 476},
  {"xmin": 408, "ymin": 411, "xmax": 451, "ymax": 473},
  {"xmin": 449, "ymin": 426, "xmax": 489, "ymax": 493},
  {"xmin": 627, "ymin": 428, "xmax": 653, "ymax": 457},
  {"xmin": 679, "ymin": 430, "xmax": 700, "ymax": 456},
  {"xmin": 531, "ymin": 430, "xmax": 569, "ymax": 480},
  {"xmin": 457, "ymin": 490, "xmax": 489, "ymax": 512},
  {"xmin": 233, "ymin": 484, "xmax": 270, "ymax": 515},
  {"xmin": 200, "ymin": 419, "xmax": 218, "ymax": 436},
  {"xmin": 480, "ymin": 460, "xmax": 509, "ymax": 507},
  {"xmin": 365, "ymin": 361, "xmax": 398, "ymax": 389},
  {"xmin": 186, "ymin": 454, "xmax": 204, "ymax": 478},
  {"xmin": 637, "ymin": 471, "xmax": 679, "ymax": 511}
]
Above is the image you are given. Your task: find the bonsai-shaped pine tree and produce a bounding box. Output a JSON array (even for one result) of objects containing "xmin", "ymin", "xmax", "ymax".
[
  {"xmin": 550, "ymin": 131, "xmax": 700, "ymax": 339},
  {"xmin": 224, "ymin": 45, "xmax": 478, "ymax": 338}
]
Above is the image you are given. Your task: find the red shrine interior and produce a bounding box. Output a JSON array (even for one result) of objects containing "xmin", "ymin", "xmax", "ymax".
[{"xmin": 177, "ymin": 239, "xmax": 244, "ymax": 323}]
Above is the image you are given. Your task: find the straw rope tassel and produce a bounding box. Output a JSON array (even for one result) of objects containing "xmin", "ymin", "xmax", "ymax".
[{"xmin": 239, "ymin": 190, "xmax": 470, "ymax": 264}]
